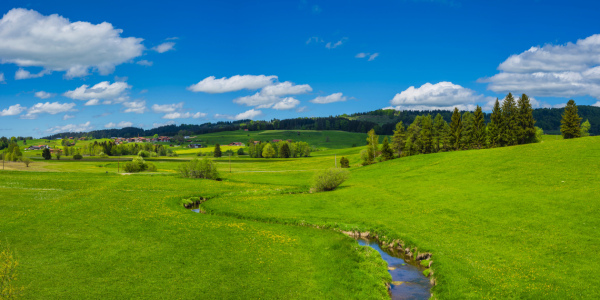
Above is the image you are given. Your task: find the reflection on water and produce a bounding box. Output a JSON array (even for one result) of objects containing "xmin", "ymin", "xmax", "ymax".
[{"xmin": 358, "ymin": 239, "xmax": 431, "ymax": 300}]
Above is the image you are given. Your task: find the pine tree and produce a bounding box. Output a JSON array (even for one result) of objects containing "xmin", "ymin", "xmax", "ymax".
[
  {"xmin": 391, "ymin": 121, "xmax": 406, "ymax": 157},
  {"xmin": 214, "ymin": 143, "xmax": 222, "ymax": 157},
  {"xmin": 42, "ymin": 148, "xmax": 51, "ymax": 160},
  {"xmin": 279, "ymin": 142, "xmax": 291, "ymax": 158},
  {"xmin": 488, "ymin": 98, "xmax": 502, "ymax": 147},
  {"xmin": 407, "ymin": 116, "xmax": 422, "ymax": 153},
  {"xmin": 420, "ymin": 115, "xmax": 434, "ymax": 153},
  {"xmin": 517, "ymin": 94, "xmax": 536, "ymax": 144},
  {"xmin": 450, "ymin": 107, "xmax": 462, "ymax": 150},
  {"xmin": 380, "ymin": 137, "xmax": 394, "ymax": 161},
  {"xmin": 581, "ymin": 119, "xmax": 591, "ymax": 137},
  {"xmin": 473, "ymin": 105, "xmax": 487, "ymax": 149},
  {"xmin": 432, "ymin": 113, "xmax": 446, "ymax": 152},
  {"xmin": 404, "ymin": 136, "xmax": 413, "ymax": 156},
  {"xmin": 460, "ymin": 112, "xmax": 474, "ymax": 150},
  {"xmin": 561, "ymin": 100, "xmax": 582, "ymax": 139},
  {"xmin": 442, "ymin": 122, "xmax": 452, "ymax": 152},
  {"xmin": 500, "ymin": 93, "xmax": 518, "ymax": 146}
]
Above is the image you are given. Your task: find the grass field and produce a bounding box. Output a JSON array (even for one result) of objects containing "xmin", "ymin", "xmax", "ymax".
[{"xmin": 2, "ymin": 132, "xmax": 597, "ymax": 299}]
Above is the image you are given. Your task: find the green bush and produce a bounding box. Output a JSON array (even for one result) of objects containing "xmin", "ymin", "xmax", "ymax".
[
  {"xmin": 178, "ymin": 158, "xmax": 219, "ymax": 180},
  {"xmin": 73, "ymin": 154, "xmax": 83, "ymax": 160},
  {"xmin": 237, "ymin": 148, "xmax": 245, "ymax": 155},
  {"xmin": 98, "ymin": 152, "xmax": 109, "ymax": 158},
  {"xmin": 167, "ymin": 149, "xmax": 178, "ymax": 157},
  {"xmin": 310, "ymin": 168, "xmax": 350, "ymax": 192},
  {"xmin": 138, "ymin": 150, "xmax": 150, "ymax": 158},
  {"xmin": 21, "ymin": 157, "xmax": 32, "ymax": 167},
  {"xmin": 123, "ymin": 156, "xmax": 156, "ymax": 173},
  {"xmin": 340, "ymin": 157, "xmax": 350, "ymax": 168}
]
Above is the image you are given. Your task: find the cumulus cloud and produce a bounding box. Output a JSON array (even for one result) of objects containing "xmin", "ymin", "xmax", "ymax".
[
  {"xmin": 272, "ymin": 97, "xmax": 300, "ymax": 110},
  {"xmin": 22, "ymin": 102, "xmax": 76, "ymax": 119},
  {"xmin": 136, "ymin": 60, "xmax": 153, "ymax": 66},
  {"xmin": 34, "ymin": 91, "xmax": 54, "ymax": 99},
  {"xmin": 215, "ymin": 109, "xmax": 262, "ymax": 120},
  {"xmin": 62, "ymin": 114, "xmax": 75, "ymax": 120},
  {"xmin": 85, "ymin": 99, "xmax": 100, "ymax": 106},
  {"xmin": 234, "ymin": 81, "xmax": 311, "ymax": 108},
  {"xmin": 151, "ymin": 102, "xmax": 184, "ymax": 113},
  {"xmin": 153, "ymin": 42, "xmax": 175, "ymax": 53},
  {"xmin": 64, "ymin": 81, "xmax": 131, "ymax": 101},
  {"xmin": 162, "ymin": 112, "xmax": 206, "ymax": 119},
  {"xmin": 389, "ymin": 82, "xmax": 485, "ymax": 111},
  {"xmin": 310, "ymin": 92, "xmax": 347, "ymax": 104},
  {"xmin": 188, "ymin": 75, "xmax": 277, "ymax": 93},
  {"xmin": 46, "ymin": 121, "xmax": 92, "ymax": 134},
  {"xmin": 105, "ymin": 121, "xmax": 133, "ymax": 128},
  {"xmin": 0, "ymin": 104, "xmax": 26, "ymax": 116},
  {"xmin": 481, "ymin": 34, "xmax": 600, "ymax": 99},
  {"xmin": 0, "ymin": 8, "xmax": 144, "ymax": 78},
  {"xmin": 122, "ymin": 100, "xmax": 146, "ymax": 114},
  {"xmin": 15, "ymin": 68, "xmax": 50, "ymax": 79}
]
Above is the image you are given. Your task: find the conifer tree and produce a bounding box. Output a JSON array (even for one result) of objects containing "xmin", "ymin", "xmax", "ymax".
[
  {"xmin": 560, "ymin": 100, "xmax": 582, "ymax": 139},
  {"xmin": 279, "ymin": 142, "xmax": 291, "ymax": 158},
  {"xmin": 404, "ymin": 136, "xmax": 413, "ymax": 156},
  {"xmin": 488, "ymin": 98, "xmax": 502, "ymax": 147},
  {"xmin": 406, "ymin": 116, "xmax": 422, "ymax": 152},
  {"xmin": 420, "ymin": 115, "xmax": 434, "ymax": 153},
  {"xmin": 214, "ymin": 143, "xmax": 222, "ymax": 158},
  {"xmin": 432, "ymin": 113, "xmax": 446, "ymax": 152},
  {"xmin": 391, "ymin": 121, "xmax": 406, "ymax": 157},
  {"xmin": 442, "ymin": 122, "xmax": 452, "ymax": 152},
  {"xmin": 450, "ymin": 107, "xmax": 462, "ymax": 150},
  {"xmin": 42, "ymin": 148, "xmax": 51, "ymax": 160},
  {"xmin": 500, "ymin": 93, "xmax": 518, "ymax": 146},
  {"xmin": 460, "ymin": 112, "xmax": 474, "ymax": 150},
  {"xmin": 473, "ymin": 105, "xmax": 487, "ymax": 149},
  {"xmin": 380, "ymin": 137, "xmax": 394, "ymax": 161},
  {"xmin": 581, "ymin": 119, "xmax": 591, "ymax": 137},
  {"xmin": 517, "ymin": 94, "xmax": 536, "ymax": 144}
]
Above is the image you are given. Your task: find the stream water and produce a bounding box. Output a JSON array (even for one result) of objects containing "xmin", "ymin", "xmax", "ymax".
[{"xmin": 358, "ymin": 239, "xmax": 431, "ymax": 300}]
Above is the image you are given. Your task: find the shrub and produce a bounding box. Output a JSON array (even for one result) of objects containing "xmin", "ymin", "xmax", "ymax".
[
  {"xmin": 237, "ymin": 148, "xmax": 245, "ymax": 155},
  {"xmin": 138, "ymin": 150, "xmax": 150, "ymax": 158},
  {"xmin": 98, "ymin": 152, "xmax": 109, "ymax": 158},
  {"xmin": 21, "ymin": 157, "xmax": 32, "ymax": 167},
  {"xmin": 340, "ymin": 157, "xmax": 350, "ymax": 168},
  {"xmin": 310, "ymin": 168, "xmax": 350, "ymax": 192},
  {"xmin": 178, "ymin": 158, "xmax": 219, "ymax": 180},
  {"xmin": 123, "ymin": 156, "xmax": 155, "ymax": 173},
  {"xmin": 167, "ymin": 149, "xmax": 178, "ymax": 157},
  {"xmin": 196, "ymin": 151, "xmax": 204, "ymax": 157},
  {"xmin": 73, "ymin": 154, "xmax": 83, "ymax": 160}
]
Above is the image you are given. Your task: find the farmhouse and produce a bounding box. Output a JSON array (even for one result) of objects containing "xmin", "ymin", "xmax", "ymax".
[
  {"xmin": 189, "ymin": 144, "xmax": 204, "ymax": 148},
  {"xmin": 228, "ymin": 142, "xmax": 244, "ymax": 146}
]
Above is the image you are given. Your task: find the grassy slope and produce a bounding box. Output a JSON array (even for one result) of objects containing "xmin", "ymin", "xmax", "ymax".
[
  {"xmin": 0, "ymin": 172, "xmax": 390, "ymax": 299},
  {"xmin": 204, "ymin": 136, "xmax": 600, "ymax": 299}
]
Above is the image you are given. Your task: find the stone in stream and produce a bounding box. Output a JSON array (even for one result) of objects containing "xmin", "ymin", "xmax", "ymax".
[{"xmin": 391, "ymin": 281, "xmax": 404, "ymax": 286}]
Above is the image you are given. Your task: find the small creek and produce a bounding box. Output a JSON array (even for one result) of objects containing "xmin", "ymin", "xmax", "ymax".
[{"xmin": 358, "ymin": 239, "xmax": 431, "ymax": 300}]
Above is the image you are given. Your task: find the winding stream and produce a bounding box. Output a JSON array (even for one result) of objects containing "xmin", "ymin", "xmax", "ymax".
[{"xmin": 358, "ymin": 239, "xmax": 431, "ymax": 300}]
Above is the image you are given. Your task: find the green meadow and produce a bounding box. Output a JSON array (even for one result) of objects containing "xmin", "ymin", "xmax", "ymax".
[{"xmin": 2, "ymin": 132, "xmax": 599, "ymax": 299}]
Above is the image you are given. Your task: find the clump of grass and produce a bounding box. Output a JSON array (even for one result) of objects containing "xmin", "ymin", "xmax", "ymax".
[
  {"xmin": 310, "ymin": 168, "xmax": 349, "ymax": 192},
  {"xmin": 178, "ymin": 158, "xmax": 219, "ymax": 180},
  {"xmin": 1, "ymin": 242, "xmax": 24, "ymax": 299}
]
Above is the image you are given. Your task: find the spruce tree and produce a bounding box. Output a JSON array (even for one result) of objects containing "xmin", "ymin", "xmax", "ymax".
[
  {"xmin": 407, "ymin": 116, "xmax": 422, "ymax": 152},
  {"xmin": 432, "ymin": 113, "xmax": 446, "ymax": 152},
  {"xmin": 473, "ymin": 105, "xmax": 487, "ymax": 149},
  {"xmin": 391, "ymin": 121, "xmax": 406, "ymax": 157},
  {"xmin": 560, "ymin": 100, "xmax": 582, "ymax": 139},
  {"xmin": 279, "ymin": 142, "xmax": 291, "ymax": 158},
  {"xmin": 380, "ymin": 137, "xmax": 394, "ymax": 161},
  {"xmin": 517, "ymin": 94, "xmax": 536, "ymax": 144},
  {"xmin": 450, "ymin": 107, "xmax": 462, "ymax": 150},
  {"xmin": 42, "ymin": 148, "xmax": 51, "ymax": 160},
  {"xmin": 500, "ymin": 93, "xmax": 518, "ymax": 146},
  {"xmin": 214, "ymin": 143, "xmax": 222, "ymax": 158},
  {"xmin": 404, "ymin": 137, "xmax": 413, "ymax": 156},
  {"xmin": 420, "ymin": 115, "xmax": 434, "ymax": 153},
  {"xmin": 488, "ymin": 98, "xmax": 502, "ymax": 147},
  {"xmin": 442, "ymin": 122, "xmax": 452, "ymax": 152},
  {"xmin": 460, "ymin": 112, "xmax": 474, "ymax": 150}
]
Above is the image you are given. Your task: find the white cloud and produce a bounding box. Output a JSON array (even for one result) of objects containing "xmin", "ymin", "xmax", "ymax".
[
  {"xmin": 0, "ymin": 8, "xmax": 144, "ymax": 78},
  {"xmin": 22, "ymin": 102, "xmax": 76, "ymax": 119},
  {"xmin": 296, "ymin": 106, "xmax": 309, "ymax": 113},
  {"xmin": 593, "ymin": 101, "xmax": 600, "ymax": 107},
  {"xmin": 215, "ymin": 109, "xmax": 262, "ymax": 120},
  {"xmin": 0, "ymin": 72, "xmax": 4, "ymax": 83},
  {"xmin": 34, "ymin": 91, "xmax": 54, "ymax": 99},
  {"xmin": 104, "ymin": 121, "xmax": 133, "ymax": 128},
  {"xmin": 272, "ymin": 97, "xmax": 300, "ymax": 110},
  {"xmin": 188, "ymin": 75, "xmax": 277, "ymax": 93},
  {"xmin": 162, "ymin": 112, "xmax": 206, "ymax": 119},
  {"xmin": 356, "ymin": 52, "xmax": 379, "ymax": 61},
  {"xmin": 306, "ymin": 37, "xmax": 323, "ymax": 44},
  {"xmin": 152, "ymin": 102, "xmax": 183, "ymax": 113},
  {"xmin": 153, "ymin": 42, "xmax": 175, "ymax": 53},
  {"xmin": 355, "ymin": 52, "xmax": 368, "ymax": 58},
  {"xmin": 152, "ymin": 120, "xmax": 175, "ymax": 128},
  {"xmin": 0, "ymin": 104, "xmax": 26, "ymax": 116},
  {"xmin": 481, "ymin": 34, "xmax": 600, "ymax": 99},
  {"xmin": 64, "ymin": 81, "xmax": 131, "ymax": 101},
  {"xmin": 136, "ymin": 60, "xmax": 153, "ymax": 66},
  {"xmin": 389, "ymin": 82, "xmax": 485, "ymax": 111},
  {"xmin": 85, "ymin": 99, "xmax": 100, "ymax": 106},
  {"xmin": 234, "ymin": 81, "xmax": 312, "ymax": 108},
  {"xmin": 15, "ymin": 68, "xmax": 50, "ymax": 79},
  {"xmin": 122, "ymin": 100, "xmax": 146, "ymax": 114},
  {"xmin": 46, "ymin": 121, "xmax": 92, "ymax": 134},
  {"xmin": 325, "ymin": 38, "xmax": 347, "ymax": 49},
  {"xmin": 62, "ymin": 114, "xmax": 75, "ymax": 120},
  {"xmin": 310, "ymin": 92, "xmax": 347, "ymax": 104},
  {"xmin": 368, "ymin": 53, "xmax": 379, "ymax": 61}
]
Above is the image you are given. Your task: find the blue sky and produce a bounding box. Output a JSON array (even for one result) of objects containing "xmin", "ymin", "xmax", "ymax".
[{"xmin": 1, "ymin": 0, "xmax": 600, "ymax": 137}]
